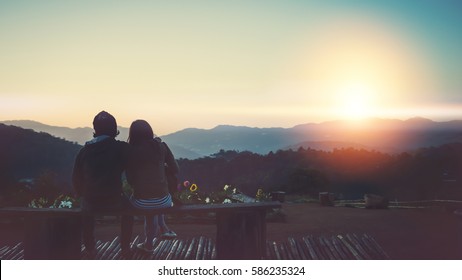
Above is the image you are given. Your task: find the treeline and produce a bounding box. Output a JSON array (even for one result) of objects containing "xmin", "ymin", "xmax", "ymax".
[
  {"xmin": 177, "ymin": 144, "xmax": 462, "ymax": 200},
  {"xmin": 1, "ymin": 123, "xmax": 462, "ymax": 206}
]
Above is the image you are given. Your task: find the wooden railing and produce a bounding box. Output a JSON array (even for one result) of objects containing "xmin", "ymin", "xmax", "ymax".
[{"xmin": 0, "ymin": 201, "xmax": 281, "ymax": 260}]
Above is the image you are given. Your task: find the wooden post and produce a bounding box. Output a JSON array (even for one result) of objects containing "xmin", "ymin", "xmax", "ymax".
[
  {"xmin": 216, "ymin": 210, "xmax": 267, "ymax": 259},
  {"xmin": 24, "ymin": 216, "xmax": 81, "ymax": 259}
]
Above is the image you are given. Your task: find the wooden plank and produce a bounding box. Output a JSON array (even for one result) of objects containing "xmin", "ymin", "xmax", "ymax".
[
  {"xmin": 172, "ymin": 240, "xmax": 185, "ymax": 260},
  {"xmin": 168, "ymin": 239, "xmax": 182, "ymax": 260},
  {"xmin": 152, "ymin": 240, "xmax": 167, "ymax": 260},
  {"xmin": 0, "ymin": 245, "xmax": 9, "ymax": 254},
  {"xmin": 132, "ymin": 245, "xmax": 146, "ymax": 260},
  {"xmin": 0, "ymin": 246, "xmax": 10, "ymax": 258},
  {"xmin": 95, "ymin": 241, "xmax": 110, "ymax": 260},
  {"xmin": 159, "ymin": 240, "xmax": 174, "ymax": 260},
  {"xmin": 184, "ymin": 238, "xmax": 197, "ymax": 260},
  {"xmin": 311, "ymin": 236, "xmax": 327, "ymax": 259},
  {"xmin": 150, "ymin": 239, "xmax": 162, "ymax": 259},
  {"xmin": 308, "ymin": 235, "xmax": 326, "ymax": 260},
  {"xmin": 336, "ymin": 235, "xmax": 356, "ymax": 259},
  {"xmin": 299, "ymin": 239, "xmax": 312, "ymax": 260},
  {"xmin": 336, "ymin": 235, "xmax": 363, "ymax": 260},
  {"xmin": 202, "ymin": 237, "xmax": 210, "ymax": 260},
  {"xmin": 206, "ymin": 238, "xmax": 214, "ymax": 260},
  {"xmin": 153, "ymin": 240, "xmax": 166, "ymax": 260},
  {"xmin": 283, "ymin": 241, "xmax": 295, "ymax": 260},
  {"xmin": 0, "ymin": 233, "xmax": 389, "ymax": 260},
  {"xmin": 124, "ymin": 235, "xmax": 141, "ymax": 260},
  {"xmin": 178, "ymin": 238, "xmax": 191, "ymax": 260},
  {"xmin": 347, "ymin": 233, "xmax": 372, "ymax": 259},
  {"xmin": 1, "ymin": 248, "xmax": 13, "ymax": 260},
  {"xmin": 166, "ymin": 239, "xmax": 180, "ymax": 260},
  {"xmin": 205, "ymin": 237, "xmax": 210, "ymax": 260},
  {"xmin": 363, "ymin": 233, "xmax": 390, "ymax": 259},
  {"xmin": 10, "ymin": 249, "xmax": 24, "ymax": 260},
  {"xmin": 210, "ymin": 239, "xmax": 217, "ymax": 260},
  {"xmin": 287, "ymin": 238, "xmax": 302, "ymax": 259},
  {"xmin": 319, "ymin": 236, "xmax": 339, "ymax": 259},
  {"xmin": 100, "ymin": 237, "xmax": 120, "ymax": 260},
  {"xmin": 330, "ymin": 236, "xmax": 350, "ymax": 260},
  {"xmin": 1, "ymin": 243, "xmax": 23, "ymax": 260},
  {"xmin": 294, "ymin": 239, "xmax": 309, "ymax": 260},
  {"xmin": 317, "ymin": 236, "xmax": 335, "ymax": 259},
  {"xmin": 278, "ymin": 242, "xmax": 289, "ymax": 260},
  {"xmin": 178, "ymin": 239, "xmax": 191, "ymax": 260},
  {"xmin": 195, "ymin": 236, "xmax": 205, "ymax": 260},
  {"xmin": 301, "ymin": 236, "xmax": 317, "ymax": 260},
  {"xmin": 131, "ymin": 235, "xmax": 141, "ymax": 249},
  {"xmin": 270, "ymin": 241, "xmax": 281, "ymax": 260},
  {"xmin": 356, "ymin": 234, "xmax": 382, "ymax": 259},
  {"xmin": 128, "ymin": 235, "xmax": 141, "ymax": 260},
  {"xmin": 108, "ymin": 244, "xmax": 121, "ymax": 260}
]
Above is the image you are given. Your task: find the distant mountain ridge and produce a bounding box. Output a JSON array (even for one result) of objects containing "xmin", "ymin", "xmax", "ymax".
[
  {"xmin": 1, "ymin": 120, "xmax": 129, "ymax": 144},
  {"xmin": 3, "ymin": 117, "xmax": 462, "ymax": 159}
]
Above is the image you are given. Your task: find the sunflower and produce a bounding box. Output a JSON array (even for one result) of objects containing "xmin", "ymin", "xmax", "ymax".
[{"xmin": 189, "ymin": 183, "xmax": 198, "ymax": 192}]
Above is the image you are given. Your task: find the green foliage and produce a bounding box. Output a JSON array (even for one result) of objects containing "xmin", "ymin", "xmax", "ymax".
[
  {"xmin": 122, "ymin": 180, "xmax": 134, "ymax": 197},
  {"xmin": 177, "ymin": 143, "xmax": 462, "ymax": 200},
  {"xmin": 34, "ymin": 171, "xmax": 62, "ymax": 201},
  {"xmin": 2, "ymin": 182, "xmax": 34, "ymax": 207},
  {"xmin": 286, "ymin": 168, "xmax": 329, "ymax": 195},
  {"xmin": 173, "ymin": 182, "xmax": 206, "ymax": 204},
  {"xmin": 51, "ymin": 194, "xmax": 79, "ymax": 208},
  {"xmin": 173, "ymin": 183, "xmax": 260, "ymax": 204},
  {"xmin": 28, "ymin": 194, "xmax": 79, "ymax": 209},
  {"xmin": 28, "ymin": 197, "xmax": 50, "ymax": 208}
]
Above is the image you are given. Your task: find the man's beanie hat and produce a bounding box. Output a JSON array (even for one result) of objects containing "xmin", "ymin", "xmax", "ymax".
[{"xmin": 93, "ymin": 111, "xmax": 117, "ymax": 137}]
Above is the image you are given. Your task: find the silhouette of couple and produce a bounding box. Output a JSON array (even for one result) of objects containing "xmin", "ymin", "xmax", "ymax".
[{"xmin": 72, "ymin": 111, "xmax": 179, "ymax": 258}]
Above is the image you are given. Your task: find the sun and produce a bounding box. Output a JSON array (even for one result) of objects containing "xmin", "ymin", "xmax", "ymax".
[{"xmin": 336, "ymin": 82, "xmax": 378, "ymax": 120}]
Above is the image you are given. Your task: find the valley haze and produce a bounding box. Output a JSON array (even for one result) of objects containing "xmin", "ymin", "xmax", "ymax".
[{"xmin": 2, "ymin": 117, "xmax": 462, "ymax": 159}]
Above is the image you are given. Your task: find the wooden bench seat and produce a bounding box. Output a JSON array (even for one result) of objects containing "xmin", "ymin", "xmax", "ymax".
[{"xmin": 0, "ymin": 201, "xmax": 281, "ymax": 260}]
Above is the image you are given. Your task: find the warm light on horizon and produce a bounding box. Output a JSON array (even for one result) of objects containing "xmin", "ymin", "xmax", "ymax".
[
  {"xmin": 334, "ymin": 81, "xmax": 378, "ymax": 120},
  {"xmin": 0, "ymin": 1, "xmax": 460, "ymax": 135},
  {"xmin": 286, "ymin": 13, "xmax": 441, "ymax": 125}
]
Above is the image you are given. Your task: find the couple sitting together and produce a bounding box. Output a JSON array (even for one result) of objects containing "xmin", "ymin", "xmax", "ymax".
[{"xmin": 72, "ymin": 111, "xmax": 178, "ymax": 258}]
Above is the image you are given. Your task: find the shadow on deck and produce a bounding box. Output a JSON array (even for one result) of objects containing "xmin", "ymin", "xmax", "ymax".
[{"xmin": 0, "ymin": 233, "xmax": 388, "ymax": 260}]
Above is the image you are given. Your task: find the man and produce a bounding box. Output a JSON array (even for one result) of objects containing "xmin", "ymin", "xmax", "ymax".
[{"xmin": 72, "ymin": 111, "xmax": 133, "ymax": 258}]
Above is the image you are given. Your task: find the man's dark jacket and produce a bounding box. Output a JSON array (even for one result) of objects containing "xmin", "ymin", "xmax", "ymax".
[{"xmin": 72, "ymin": 136, "xmax": 130, "ymax": 200}]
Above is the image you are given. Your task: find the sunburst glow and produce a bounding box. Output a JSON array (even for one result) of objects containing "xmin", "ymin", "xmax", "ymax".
[{"xmin": 336, "ymin": 82, "xmax": 378, "ymax": 120}]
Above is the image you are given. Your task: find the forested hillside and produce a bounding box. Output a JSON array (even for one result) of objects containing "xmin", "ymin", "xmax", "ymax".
[
  {"xmin": 1, "ymin": 123, "xmax": 462, "ymax": 207},
  {"xmin": 0, "ymin": 124, "xmax": 81, "ymax": 205},
  {"xmin": 177, "ymin": 145, "xmax": 462, "ymax": 201}
]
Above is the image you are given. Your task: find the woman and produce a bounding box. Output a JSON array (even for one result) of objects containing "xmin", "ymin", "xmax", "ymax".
[{"xmin": 126, "ymin": 119, "xmax": 179, "ymax": 253}]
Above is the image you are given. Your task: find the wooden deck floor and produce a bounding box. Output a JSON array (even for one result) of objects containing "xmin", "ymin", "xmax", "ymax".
[{"xmin": 0, "ymin": 233, "xmax": 388, "ymax": 260}]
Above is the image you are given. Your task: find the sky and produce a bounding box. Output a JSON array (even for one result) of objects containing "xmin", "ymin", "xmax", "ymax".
[{"xmin": 1, "ymin": 0, "xmax": 461, "ymax": 135}]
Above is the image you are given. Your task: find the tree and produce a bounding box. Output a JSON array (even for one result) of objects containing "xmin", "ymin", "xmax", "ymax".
[{"xmin": 286, "ymin": 168, "xmax": 329, "ymax": 196}]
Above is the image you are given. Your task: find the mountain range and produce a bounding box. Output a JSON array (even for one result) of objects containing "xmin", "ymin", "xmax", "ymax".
[{"xmin": 2, "ymin": 117, "xmax": 462, "ymax": 159}]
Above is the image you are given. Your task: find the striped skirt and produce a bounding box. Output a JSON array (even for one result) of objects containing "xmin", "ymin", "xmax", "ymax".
[{"xmin": 130, "ymin": 194, "xmax": 173, "ymax": 209}]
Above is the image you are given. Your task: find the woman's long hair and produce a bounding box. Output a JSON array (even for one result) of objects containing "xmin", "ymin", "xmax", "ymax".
[{"xmin": 128, "ymin": 119, "xmax": 154, "ymax": 145}]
